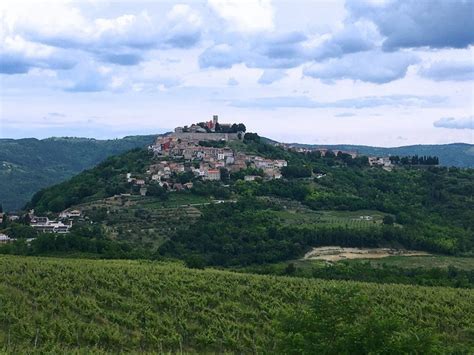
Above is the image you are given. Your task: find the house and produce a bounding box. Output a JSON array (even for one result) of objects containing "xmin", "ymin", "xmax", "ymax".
[
  {"xmin": 0, "ymin": 233, "xmax": 11, "ymax": 244},
  {"xmin": 244, "ymin": 175, "xmax": 260, "ymax": 181},
  {"xmin": 31, "ymin": 216, "xmax": 49, "ymax": 225},
  {"xmin": 274, "ymin": 160, "xmax": 288, "ymax": 168},
  {"xmin": 173, "ymin": 183, "xmax": 184, "ymax": 191},
  {"xmin": 368, "ymin": 157, "xmax": 392, "ymax": 167},
  {"xmin": 59, "ymin": 210, "xmax": 81, "ymax": 219},
  {"xmin": 31, "ymin": 220, "xmax": 71, "ymax": 233},
  {"xmin": 140, "ymin": 187, "xmax": 148, "ymax": 196},
  {"xmin": 135, "ymin": 179, "xmax": 146, "ymax": 186},
  {"xmin": 204, "ymin": 169, "xmax": 221, "ymax": 181},
  {"xmin": 183, "ymin": 182, "xmax": 194, "ymax": 189},
  {"xmin": 0, "ymin": 213, "xmax": 3, "ymax": 224}
]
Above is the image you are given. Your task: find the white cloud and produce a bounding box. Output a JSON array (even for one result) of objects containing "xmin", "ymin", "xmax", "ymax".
[
  {"xmin": 304, "ymin": 50, "xmax": 419, "ymax": 84},
  {"xmin": 208, "ymin": 0, "xmax": 274, "ymax": 32},
  {"xmin": 434, "ymin": 117, "xmax": 473, "ymax": 130},
  {"xmin": 419, "ymin": 60, "xmax": 474, "ymax": 82},
  {"xmin": 258, "ymin": 69, "xmax": 287, "ymax": 85}
]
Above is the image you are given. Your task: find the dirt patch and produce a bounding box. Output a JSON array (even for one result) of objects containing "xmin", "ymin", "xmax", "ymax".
[{"xmin": 303, "ymin": 246, "xmax": 430, "ymax": 262}]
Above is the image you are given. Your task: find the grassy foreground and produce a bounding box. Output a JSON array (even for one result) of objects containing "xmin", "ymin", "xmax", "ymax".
[{"xmin": 0, "ymin": 256, "xmax": 473, "ymax": 353}]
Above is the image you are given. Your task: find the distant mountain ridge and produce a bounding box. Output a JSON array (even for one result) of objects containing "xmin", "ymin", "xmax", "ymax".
[
  {"xmin": 285, "ymin": 142, "xmax": 474, "ymax": 168},
  {"xmin": 0, "ymin": 135, "xmax": 157, "ymax": 211}
]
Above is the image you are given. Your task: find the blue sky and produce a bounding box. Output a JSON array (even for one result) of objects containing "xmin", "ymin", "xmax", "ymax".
[{"xmin": 0, "ymin": 0, "xmax": 473, "ymax": 146}]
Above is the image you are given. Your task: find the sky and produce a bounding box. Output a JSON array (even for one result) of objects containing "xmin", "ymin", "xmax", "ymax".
[{"xmin": 0, "ymin": 0, "xmax": 473, "ymax": 146}]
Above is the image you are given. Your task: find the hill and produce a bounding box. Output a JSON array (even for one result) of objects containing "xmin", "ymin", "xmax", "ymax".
[
  {"xmin": 12, "ymin": 136, "xmax": 473, "ymax": 263},
  {"xmin": 0, "ymin": 135, "xmax": 157, "ymax": 211},
  {"xmin": 290, "ymin": 143, "xmax": 474, "ymax": 168},
  {"xmin": 0, "ymin": 255, "xmax": 472, "ymax": 353},
  {"xmin": 1, "ymin": 134, "xmax": 472, "ymax": 212}
]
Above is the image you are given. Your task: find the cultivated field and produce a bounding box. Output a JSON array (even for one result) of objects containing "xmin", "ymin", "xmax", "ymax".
[{"xmin": 0, "ymin": 255, "xmax": 473, "ymax": 353}]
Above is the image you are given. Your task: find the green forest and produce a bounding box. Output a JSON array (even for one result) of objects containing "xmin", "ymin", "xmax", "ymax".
[{"xmin": 0, "ymin": 135, "xmax": 156, "ymax": 211}]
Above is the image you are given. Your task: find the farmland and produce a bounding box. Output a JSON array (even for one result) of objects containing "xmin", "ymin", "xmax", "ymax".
[
  {"xmin": 0, "ymin": 255, "xmax": 473, "ymax": 353},
  {"xmin": 72, "ymin": 193, "xmax": 216, "ymax": 248}
]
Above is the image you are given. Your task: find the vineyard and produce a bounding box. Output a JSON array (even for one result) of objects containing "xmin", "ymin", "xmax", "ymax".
[{"xmin": 0, "ymin": 255, "xmax": 473, "ymax": 353}]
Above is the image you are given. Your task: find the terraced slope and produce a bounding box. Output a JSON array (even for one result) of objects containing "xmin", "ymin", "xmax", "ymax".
[{"xmin": 0, "ymin": 256, "xmax": 472, "ymax": 353}]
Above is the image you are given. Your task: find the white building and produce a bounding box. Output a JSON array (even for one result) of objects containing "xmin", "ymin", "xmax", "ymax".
[{"xmin": 0, "ymin": 233, "xmax": 11, "ymax": 244}]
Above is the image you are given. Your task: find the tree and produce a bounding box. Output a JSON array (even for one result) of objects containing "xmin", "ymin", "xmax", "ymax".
[
  {"xmin": 284, "ymin": 263, "xmax": 297, "ymax": 275},
  {"xmin": 146, "ymin": 183, "xmax": 167, "ymax": 199},
  {"xmin": 220, "ymin": 168, "xmax": 230, "ymax": 183},
  {"xmin": 185, "ymin": 255, "xmax": 206, "ymax": 269},
  {"xmin": 244, "ymin": 133, "xmax": 260, "ymax": 143},
  {"xmin": 325, "ymin": 150, "xmax": 336, "ymax": 158},
  {"xmin": 383, "ymin": 215, "xmax": 395, "ymax": 225},
  {"xmin": 237, "ymin": 123, "xmax": 246, "ymax": 132}
]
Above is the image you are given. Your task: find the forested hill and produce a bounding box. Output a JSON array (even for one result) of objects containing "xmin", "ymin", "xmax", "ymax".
[
  {"xmin": 289, "ymin": 143, "xmax": 474, "ymax": 168},
  {"xmin": 2, "ymin": 134, "xmax": 472, "ymax": 211},
  {"xmin": 0, "ymin": 135, "xmax": 157, "ymax": 211}
]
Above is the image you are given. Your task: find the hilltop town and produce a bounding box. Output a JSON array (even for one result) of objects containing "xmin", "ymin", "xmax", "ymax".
[{"xmin": 127, "ymin": 115, "xmax": 288, "ymax": 194}]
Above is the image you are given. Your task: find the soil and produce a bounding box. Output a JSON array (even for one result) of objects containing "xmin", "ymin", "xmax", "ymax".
[{"xmin": 303, "ymin": 246, "xmax": 430, "ymax": 262}]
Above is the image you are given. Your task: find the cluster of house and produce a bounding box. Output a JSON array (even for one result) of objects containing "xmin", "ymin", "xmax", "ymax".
[
  {"xmin": 368, "ymin": 156, "xmax": 392, "ymax": 169},
  {"xmin": 29, "ymin": 209, "xmax": 82, "ymax": 234},
  {"xmin": 30, "ymin": 216, "xmax": 72, "ymax": 233},
  {"xmin": 280, "ymin": 144, "xmax": 358, "ymax": 158},
  {"xmin": 136, "ymin": 116, "xmax": 288, "ymax": 190},
  {"xmin": 279, "ymin": 144, "xmax": 393, "ymax": 170},
  {"xmin": 0, "ymin": 212, "xmax": 19, "ymax": 224},
  {"xmin": 0, "ymin": 208, "xmax": 85, "ymax": 241}
]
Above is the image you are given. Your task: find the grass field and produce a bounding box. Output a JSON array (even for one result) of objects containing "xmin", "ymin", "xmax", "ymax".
[{"xmin": 0, "ymin": 255, "xmax": 473, "ymax": 353}]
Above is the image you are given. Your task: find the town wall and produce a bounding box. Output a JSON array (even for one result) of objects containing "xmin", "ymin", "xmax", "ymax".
[{"xmin": 169, "ymin": 132, "xmax": 241, "ymax": 141}]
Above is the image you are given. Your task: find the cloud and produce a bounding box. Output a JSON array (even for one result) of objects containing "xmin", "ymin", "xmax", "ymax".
[
  {"xmin": 199, "ymin": 43, "xmax": 242, "ymax": 68},
  {"xmin": 258, "ymin": 69, "xmax": 287, "ymax": 85},
  {"xmin": 97, "ymin": 52, "xmax": 143, "ymax": 66},
  {"xmin": 346, "ymin": 0, "xmax": 474, "ymax": 49},
  {"xmin": 419, "ymin": 61, "xmax": 474, "ymax": 81},
  {"xmin": 230, "ymin": 94, "xmax": 446, "ymax": 109},
  {"xmin": 199, "ymin": 31, "xmax": 308, "ymax": 69},
  {"xmin": 227, "ymin": 77, "xmax": 239, "ymax": 86},
  {"xmin": 433, "ymin": 117, "xmax": 473, "ymax": 130},
  {"xmin": 48, "ymin": 112, "xmax": 66, "ymax": 118},
  {"xmin": 163, "ymin": 4, "xmax": 202, "ymax": 48},
  {"xmin": 311, "ymin": 21, "xmax": 381, "ymax": 60},
  {"xmin": 0, "ymin": 35, "xmax": 76, "ymax": 74},
  {"xmin": 61, "ymin": 62, "xmax": 111, "ymax": 92},
  {"xmin": 303, "ymin": 50, "xmax": 419, "ymax": 83},
  {"xmin": 335, "ymin": 112, "xmax": 356, "ymax": 117},
  {"xmin": 208, "ymin": 0, "xmax": 274, "ymax": 33},
  {"xmin": 2, "ymin": 2, "xmax": 203, "ymax": 71}
]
